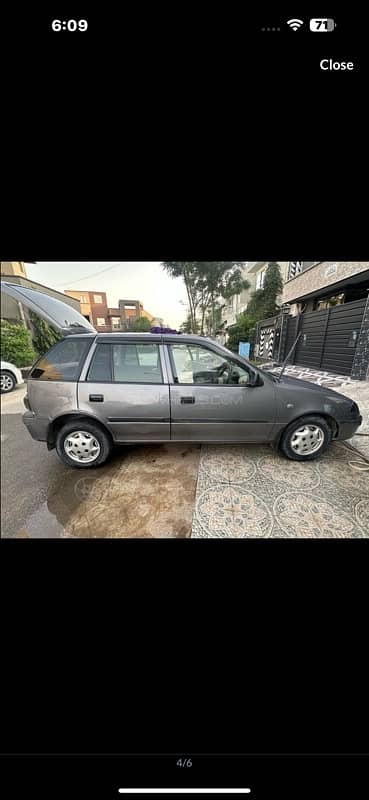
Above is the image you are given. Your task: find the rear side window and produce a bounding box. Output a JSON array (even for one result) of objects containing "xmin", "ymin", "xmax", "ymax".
[
  {"xmin": 30, "ymin": 338, "xmax": 92, "ymax": 381},
  {"xmin": 87, "ymin": 342, "xmax": 163, "ymax": 383},
  {"xmin": 113, "ymin": 343, "xmax": 162, "ymax": 383}
]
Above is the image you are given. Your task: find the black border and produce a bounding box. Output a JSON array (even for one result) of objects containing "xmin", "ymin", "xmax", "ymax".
[
  {"xmin": 1, "ymin": 752, "xmax": 368, "ymax": 800},
  {"xmin": 2, "ymin": 1, "xmax": 368, "ymax": 776}
]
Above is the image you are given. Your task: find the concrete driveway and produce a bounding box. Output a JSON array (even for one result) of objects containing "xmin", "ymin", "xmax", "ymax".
[
  {"xmin": 1, "ymin": 385, "xmax": 200, "ymax": 538},
  {"xmin": 191, "ymin": 378, "xmax": 369, "ymax": 538}
]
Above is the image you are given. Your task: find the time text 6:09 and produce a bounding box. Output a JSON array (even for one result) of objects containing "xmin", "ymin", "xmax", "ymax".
[{"xmin": 52, "ymin": 20, "xmax": 88, "ymax": 32}]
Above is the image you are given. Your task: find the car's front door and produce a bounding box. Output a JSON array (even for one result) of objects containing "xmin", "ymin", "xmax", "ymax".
[
  {"xmin": 78, "ymin": 340, "xmax": 170, "ymax": 442},
  {"xmin": 167, "ymin": 342, "xmax": 277, "ymax": 442}
]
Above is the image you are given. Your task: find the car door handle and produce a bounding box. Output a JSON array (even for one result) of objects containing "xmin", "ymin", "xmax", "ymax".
[
  {"xmin": 89, "ymin": 394, "xmax": 104, "ymax": 402},
  {"xmin": 181, "ymin": 396, "xmax": 195, "ymax": 404}
]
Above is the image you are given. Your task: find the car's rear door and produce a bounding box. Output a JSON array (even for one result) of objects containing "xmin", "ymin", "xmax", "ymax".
[{"xmin": 78, "ymin": 338, "xmax": 170, "ymax": 442}]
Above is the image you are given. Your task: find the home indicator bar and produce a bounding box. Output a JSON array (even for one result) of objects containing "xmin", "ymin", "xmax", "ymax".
[{"xmin": 118, "ymin": 791, "xmax": 251, "ymax": 795}]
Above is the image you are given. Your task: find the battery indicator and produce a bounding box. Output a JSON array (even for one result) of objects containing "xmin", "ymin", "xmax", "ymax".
[{"xmin": 310, "ymin": 18, "xmax": 336, "ymax": 31}]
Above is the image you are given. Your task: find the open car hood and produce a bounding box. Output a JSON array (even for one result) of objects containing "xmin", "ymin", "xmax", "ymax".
[{"xmin": 1, "ymin": 281, "xmax": 96, "ymax": 336}]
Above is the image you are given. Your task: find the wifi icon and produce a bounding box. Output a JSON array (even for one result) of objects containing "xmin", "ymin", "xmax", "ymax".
[{"xmin": 287, "ymin": 18, "xmax": 304, "ymax": 30}]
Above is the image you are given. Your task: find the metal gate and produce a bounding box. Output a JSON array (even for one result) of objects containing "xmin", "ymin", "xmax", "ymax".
[
  {"xmin": 257, "ymin": 316, "xmax": 279, "ymax": 361},
  {"xmin": 292, "ymin": 309, "xmax": 329, "ymax": 369},
  {"xmin": 284, "ymin": 298, "xmax": 366, "ymax": 375}
]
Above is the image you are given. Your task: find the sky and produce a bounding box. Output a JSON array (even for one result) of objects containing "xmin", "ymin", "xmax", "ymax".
[{"xmin": 24, "ymin": 263, "xmax": 189, "ymax": 328}]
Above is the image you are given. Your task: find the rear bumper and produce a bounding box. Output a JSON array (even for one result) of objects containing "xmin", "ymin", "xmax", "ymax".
[
  {"xmin": 22, "ymin": 411, "xmax": 49, "ymax": 442},
  {"xmin": 336, "ymin": 416, "xmax": 362, "ymax": 441}
]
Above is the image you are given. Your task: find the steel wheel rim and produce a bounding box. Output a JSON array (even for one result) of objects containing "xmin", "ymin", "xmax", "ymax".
[
  {"xmin": 290, "ymin": 424, "xmax": 325, "ymax": 455},
  {"xmin": 1, "ymin": 374, "xmax": 14, "ymax": 391},
  {"xmin": 64, "ymin": 430, "xmax": 101, "ymax": 463}
]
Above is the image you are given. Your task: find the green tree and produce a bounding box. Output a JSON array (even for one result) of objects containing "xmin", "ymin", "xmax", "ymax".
[
  {"xmin": 204, "ymin": 303, "xmax": 223, "ymax": 336},
  {"xmin": 0, "ymin": 320, "xmax": 36, "ymax": 367},
  {"xmin": 194, "ymin": 262, "xmax": 250, "ymax": 335},
  {"xmin": 179, "ymin": 313, "xmax": 193, "ymax": 334},
  {"xmin": 247, "ymin": 262, "xmax": 284, "ymax": 320},
  {"xmin": 130, "ymin": 316, "xmax": 152, "ymax": 332},
  {"xmin": 30, "ymin": 312, "xmax": 61, "ymax": 356},
  {"xmin": 162, "ymin": 262, "xmax": 201, "ymax": 333},
  {"xmin": 226, "ymin": 312, "xmax": 255, "ymax": 353},
  {"xmin": 163, "ymin": 261, "xmax": 250, "ymax": 336}
]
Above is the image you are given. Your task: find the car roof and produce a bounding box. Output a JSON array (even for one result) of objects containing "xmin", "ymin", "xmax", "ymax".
[
  {"xmin": 93, "ymin": 333, "xmax": 216, "ymax": 344},
  {"xmin": 64, "ymin": 332, "xmax": 224, "ymax": 348}
]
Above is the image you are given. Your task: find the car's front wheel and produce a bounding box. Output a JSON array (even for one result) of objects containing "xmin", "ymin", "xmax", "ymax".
[
  {"xmin": 56, "ymin": 421, "xmax": 113, "ymax": 468},
  {"xmin": 0, "ymin": 370, "xmax": 16, "ymax": 394},
  {"xmin": 279, "ymin": 415, "xmax": 332, "ymax": 461}
]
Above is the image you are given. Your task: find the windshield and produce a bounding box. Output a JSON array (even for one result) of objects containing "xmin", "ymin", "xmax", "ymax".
[{"xmin": 224, "ymin": 347, "xmax": 277, "ymax": 382}]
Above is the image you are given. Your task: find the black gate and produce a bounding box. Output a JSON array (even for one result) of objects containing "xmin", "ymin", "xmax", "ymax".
[
  {"xmin": 284, "ymin": 298, "xmax": 366, "ymax": 375},
  {"xmin": 293, "ymin": 309, "xmax": 329, "ymax": 369},
  {"xmin": 320, "ymin": 298, "xmax": 366, "ymax": 373}
]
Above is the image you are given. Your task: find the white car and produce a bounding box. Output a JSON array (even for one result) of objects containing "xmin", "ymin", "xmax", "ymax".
[{"xmin": 0, "ymin": 360, "xmax": 25, "ymax": 394}]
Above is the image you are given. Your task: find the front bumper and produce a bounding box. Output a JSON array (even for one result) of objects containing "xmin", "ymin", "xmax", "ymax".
[
  {"xmin": 22, "ymin": 411, "xmax": 49, "ymax": 442},
  {"xmin": 336, "ymin": 415, "xmax": 362, "ymax": 441}
]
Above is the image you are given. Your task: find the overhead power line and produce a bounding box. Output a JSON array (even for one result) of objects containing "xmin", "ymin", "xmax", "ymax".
[{"xmin": 53, "ymin": 262, "xmax": 125, "ymax": 287}]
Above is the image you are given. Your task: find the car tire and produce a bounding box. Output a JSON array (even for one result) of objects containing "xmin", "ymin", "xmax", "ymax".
[
  {"xmin": 1, "ymin": 370, "xmax": 16, "ymax": 394},
  {"xmin": 56, "ymin": 420, "xmax": 113, "ymax": 468},
  {"xmin": 279, "ymin": 415, "xmax": 332, "ymax": 461}
]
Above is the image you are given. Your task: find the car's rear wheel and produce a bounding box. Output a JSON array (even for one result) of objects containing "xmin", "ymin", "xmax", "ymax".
[
  {"xmin": 56, "ymin": 421, "xmax": 112, "ymax": 468},
  {"xmin": 279, "ymin": 415, "xmax": 332, "ymax": 461},
  {"xmin": 0, "ymin": 370, "xmax": 16, "ymax": 394}
]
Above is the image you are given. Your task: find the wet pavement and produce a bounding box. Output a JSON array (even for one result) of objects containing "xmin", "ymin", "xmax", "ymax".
[
  {"xmin": 1, "ymin": 386, "xmax": 200, "ymax": 538},
  {"xmin": 37, "ymin": 443, "xmax": 200, "ymax": 538}
]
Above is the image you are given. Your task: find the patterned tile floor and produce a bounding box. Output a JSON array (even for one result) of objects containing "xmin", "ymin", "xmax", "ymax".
[
  {"xmin": 191, "ymin": 379, "xmax": 369, "ymax": 538},
  {"xmin": 261, "ymin": 363, "xmax": 362, "ymax": 388}
]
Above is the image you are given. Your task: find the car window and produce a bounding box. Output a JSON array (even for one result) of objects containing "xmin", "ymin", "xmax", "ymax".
[
  {"xmin": 169, "ymin": 344, "xmax": 251, "ymax": 385},
  {"xmin": 30, "ymin": 338, "xmax": 92, "ymax": 381},
  {"xmin": 95, "ymin": 343, "xmax": 163, "ymax": 383},
  {"xmin": 87, "ymin": 344, "xmax": 112, "ymax": 381}
]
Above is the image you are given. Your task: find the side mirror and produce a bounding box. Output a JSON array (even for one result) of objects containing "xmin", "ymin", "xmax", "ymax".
[{"xmin": 249, "ymin": 370, "xmax": 262, "ymax": 387}]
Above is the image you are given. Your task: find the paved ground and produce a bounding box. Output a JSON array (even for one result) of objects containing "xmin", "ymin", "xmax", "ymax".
[
  {"xmin": 1, "ymin": 386, "xmax": 200, "ymax": 538},
  {"xmin": 191, "ymin": 376, "xmax": 369, "ymax": 538},
  {"xmin": 261, "ymin": 362, "xmax": 362, "ymax": 388}
]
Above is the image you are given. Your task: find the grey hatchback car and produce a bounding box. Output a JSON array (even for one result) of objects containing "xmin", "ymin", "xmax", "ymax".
[{"xmin": 1, "ymin": 281, "xmax": 362, "ymax": 469}]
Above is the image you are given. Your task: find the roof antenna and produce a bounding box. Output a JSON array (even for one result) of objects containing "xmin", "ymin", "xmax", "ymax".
[{"xmin": 276, "ymin": 332, "xmax": 302, "ymax": 381}]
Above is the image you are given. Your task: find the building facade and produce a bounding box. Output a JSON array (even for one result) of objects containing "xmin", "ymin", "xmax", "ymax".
[
  {"xmin": 254, "ymin": 262, "xmax": 369, "ymax": 380},
  {"xmin": 1, "ymin": 261, "xmax": 28, "ymax": 278},
  {"xmin": 219, "ymin": 262, "xmax": 289, "ymax": 342},
  {"xmin": 64, "ymin": 290, "xmax": 111, "ymax": 332},
  {"xmin": 116, "ymin": 300, "xmax": 155, "ymax": 331},
  {"xmin": 64, "ymin": 292, "xmax": 156, "ymax": 331},
  {"xmin": 282, "ymin": 261, "xmax": 369, "ymax": 312}
]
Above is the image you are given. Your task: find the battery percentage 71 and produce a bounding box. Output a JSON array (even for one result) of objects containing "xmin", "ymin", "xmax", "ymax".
[{"xmin": 310, "ymin": 18, "xmax": 336, "ymax": 31}]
